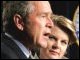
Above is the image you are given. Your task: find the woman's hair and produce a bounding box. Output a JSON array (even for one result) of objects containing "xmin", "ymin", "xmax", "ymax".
[{"xmin": 51, "ymin": 15, "xmax": 77, "ymax": 45}]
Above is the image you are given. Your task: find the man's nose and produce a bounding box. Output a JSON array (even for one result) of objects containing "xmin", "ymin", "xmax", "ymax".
[{"xmin": 46, "ymin": 18, "xmax": 54, "ymax": 29}]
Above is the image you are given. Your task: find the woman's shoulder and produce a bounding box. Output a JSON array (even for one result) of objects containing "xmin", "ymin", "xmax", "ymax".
[{"xmin": 62, "ymin": 56, "xmax": 69, "ymax": 59}]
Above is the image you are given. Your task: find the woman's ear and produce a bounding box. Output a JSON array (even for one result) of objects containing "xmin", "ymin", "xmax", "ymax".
[{"xmin": 13, "ymin": 14, "xmax": 24, "ymax": 31}]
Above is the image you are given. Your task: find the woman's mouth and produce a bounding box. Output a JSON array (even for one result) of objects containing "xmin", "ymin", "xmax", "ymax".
[{"xmin": 49, "ymin": 50, "xmax": 59, "ymax": 55}]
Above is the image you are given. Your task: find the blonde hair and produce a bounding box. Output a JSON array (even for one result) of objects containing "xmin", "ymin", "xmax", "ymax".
[{"xmin": 52, "ymin": 15, "xmax": 77, "ymax": 45}]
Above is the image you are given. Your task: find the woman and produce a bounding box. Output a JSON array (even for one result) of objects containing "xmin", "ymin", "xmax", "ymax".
[{"xmin": 39, "ymin": 15, "xmax": 77, "ymax": 59}]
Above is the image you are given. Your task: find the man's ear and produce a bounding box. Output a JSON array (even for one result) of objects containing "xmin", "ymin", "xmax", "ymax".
[{"xmin": 13, "ymin": 14, "xmax": 24, "ymax": 31}]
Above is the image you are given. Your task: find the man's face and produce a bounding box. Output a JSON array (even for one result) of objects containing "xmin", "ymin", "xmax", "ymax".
[
  {"xmin": 40, "ymin": 26, "xmax": 69, "ymax": 59},
  {"xmin": 25, "ymin": 1, "xmax": 53, "ymax": 48}
]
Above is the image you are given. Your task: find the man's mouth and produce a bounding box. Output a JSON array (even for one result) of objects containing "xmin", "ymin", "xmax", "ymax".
[{"xmin": 43, "ymin": 33, "xmax": 50, "ymax": 39}]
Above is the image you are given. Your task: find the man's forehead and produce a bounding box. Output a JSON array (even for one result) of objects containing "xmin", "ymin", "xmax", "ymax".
[
  {"xmin": 34, "ymin": 1, "xmax": 49, "ymax": 4},
  {"xmin": 34, "ymin": 1, "xmax": 52, "ymax": 14},
  {"xmin": 38, "ymin": 12, "xmax": 53, "ymax": 16},
  {"xmin": 34, "ymin": 1, "xmax": 50, "ymax": 8}
]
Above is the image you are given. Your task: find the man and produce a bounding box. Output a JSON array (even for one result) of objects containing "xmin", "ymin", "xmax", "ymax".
[{"xmin": 1, "ymin": 1, "xmax": 53, "ymax": 59}]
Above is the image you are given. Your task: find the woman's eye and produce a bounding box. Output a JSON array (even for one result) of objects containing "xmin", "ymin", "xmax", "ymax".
[
  {"xmin": 61, "ymin": 41, "xmax": 68, "ymax": 45},
  {"xmin": 49, "ymin": 35, "xmax": 56, "ymax": 40}
]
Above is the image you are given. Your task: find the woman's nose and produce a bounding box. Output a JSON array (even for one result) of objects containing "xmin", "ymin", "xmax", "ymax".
[{"xmin": 52, "ymin": 41, "xmax": 61, "ymax": 49}]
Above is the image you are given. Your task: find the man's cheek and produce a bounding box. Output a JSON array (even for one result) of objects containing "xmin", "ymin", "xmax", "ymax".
[{"xmin": 38, "ymin": 36, "xmax": 48, "ymax": 48}]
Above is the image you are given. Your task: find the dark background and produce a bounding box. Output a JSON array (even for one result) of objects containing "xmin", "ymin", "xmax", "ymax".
[{"xmin": 50, "ymin": 1, "xmax": 79, "ymax": 21}]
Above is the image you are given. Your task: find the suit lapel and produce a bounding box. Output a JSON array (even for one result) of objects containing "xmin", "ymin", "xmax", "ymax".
[{"xmin": 1, "ymin": 33, "xmax": 28, "ymax": 59}]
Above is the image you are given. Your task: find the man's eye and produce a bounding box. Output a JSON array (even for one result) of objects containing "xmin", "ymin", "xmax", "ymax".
[{"xmin": 41, "ymin": 15, "xmax": 46, "ymax": 18}]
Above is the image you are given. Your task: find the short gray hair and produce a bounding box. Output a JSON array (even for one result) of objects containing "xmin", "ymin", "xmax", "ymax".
[{"xmin": 2, "ymin": 1, "xmax": 35, "ymax": 32}]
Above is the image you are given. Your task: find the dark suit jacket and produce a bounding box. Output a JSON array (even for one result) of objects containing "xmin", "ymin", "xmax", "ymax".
[{"xmin": 1, "ymin": 33, "xmax": 28, "ymax": 59}]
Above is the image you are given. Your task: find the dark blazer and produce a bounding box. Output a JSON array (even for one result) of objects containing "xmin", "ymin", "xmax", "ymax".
[{"xmin": 1, "ymin": 33, "xmax": 28, "ymax": 59}]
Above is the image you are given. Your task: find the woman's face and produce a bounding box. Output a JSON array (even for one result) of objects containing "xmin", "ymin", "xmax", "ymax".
[{"xmin": 40, "ymin": 26, "xmax": 69, "ymax": 59}]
